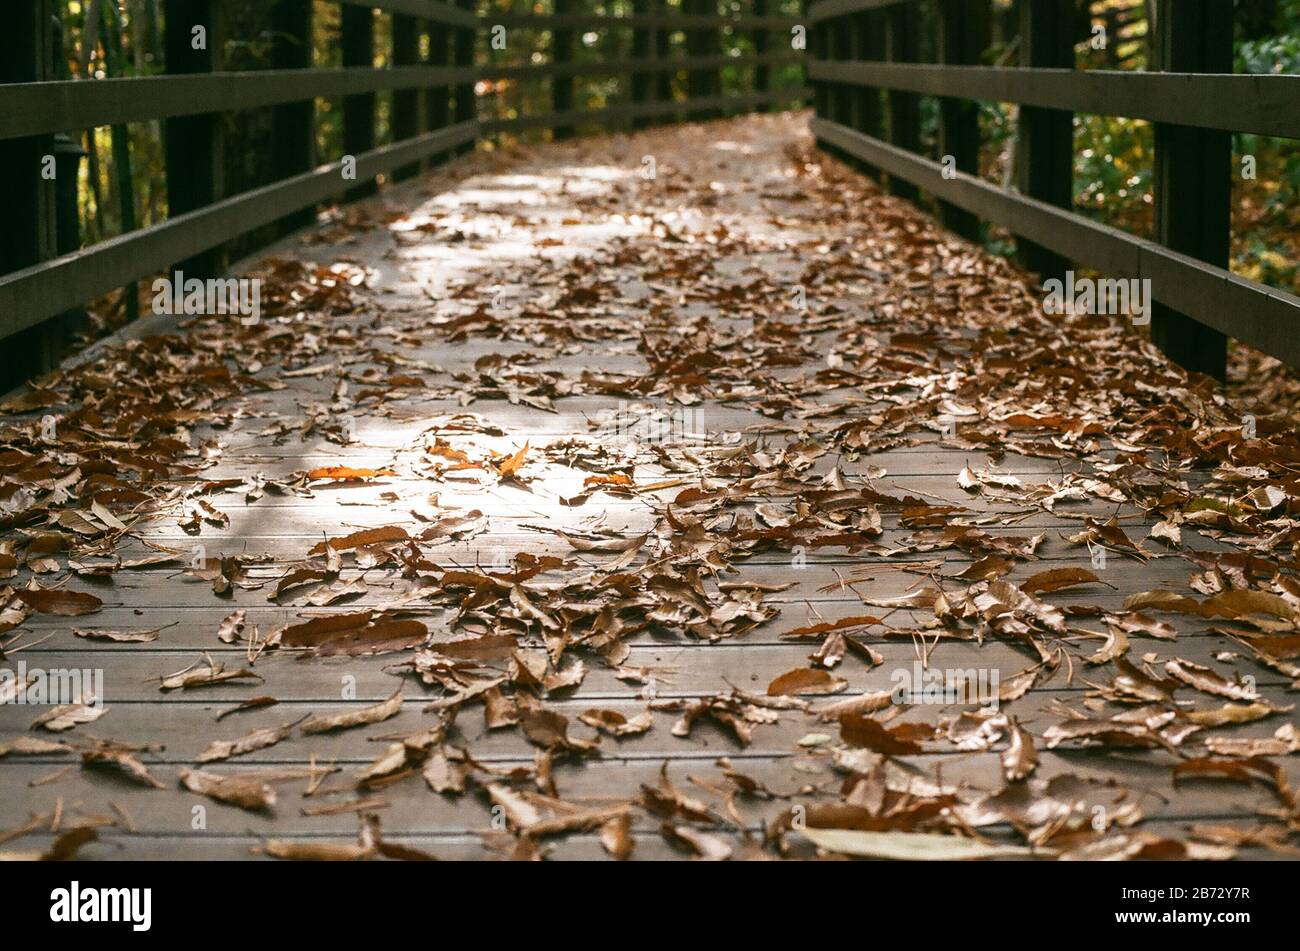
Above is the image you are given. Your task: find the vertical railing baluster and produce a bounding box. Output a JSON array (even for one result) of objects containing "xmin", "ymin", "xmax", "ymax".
[
  {"xmin": 392, "ymin": 12, "xmax": 421, "ymax": 180},
  {"xmin": 164, "ymin": 0, "xmax": 223, "ymax": 277},
  {"xmin": 832, "ymin": 9, "xmax": 852, "ymax": 137},
  {"xmin": 271, "ymin": 0, "xmax": 314, "ymax": 234},
  {"xmin": 1150, "ymin": 0, "xmax": 1231, "ymax": 380},
  {"xmin": 654, "ymin": 0, "xmax": 672, "ymax": 112},
  {"xmin": 0, "ymin": 0, "xmax": 57, "ymax": 388},
  {"xmin": 51, "ymin": 15, "xmax": 86, "ymax": 340},
  {"xmin": 707, "ymin": 0, "xmax": 723, "ymax": 114},
  {"xmin": 426, "ymin": 16, "xmax": 451, "ymax": 168},
  {"xmin": 632, "ymin": 0, "xmax": 653, "ymax": 128},
  {"xmin": 883, "ymin": 2, "xmax": 920, "ymax": 200},
  {"xmin": 937, "ymin": 0, "xmax": 988, "ymax": 240},
  {"xmin": 1014, "ymin": 0, "xmax": 1072, "ymax": 282},
  {"xmin": 453, "ymin": 0, "xmax": 476, "ymax": 154},
  {"xmin": 810, "ymin": 11, "xmax": 828, "ymax": 147},
  {"xmin": 552, "ymin": 0, "xmax": 574, "ymax": 139},
  {"xmin": 857, "ymin": 10, "xmax": 885, "ymax": 180},
  {"xmin": 341, "ymin": 3, "xmax": 376, "ymax": 199}
]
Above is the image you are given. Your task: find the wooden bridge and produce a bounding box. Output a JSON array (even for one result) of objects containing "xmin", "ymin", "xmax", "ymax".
[{"xmin": 0, "ymin": 1, "xmax": 1298, "ymax": 861}]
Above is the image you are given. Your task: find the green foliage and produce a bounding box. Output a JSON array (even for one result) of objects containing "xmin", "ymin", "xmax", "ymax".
[{"xmin": 1072, "ymin": 115, "xmax": 1152, "ymax": 238}]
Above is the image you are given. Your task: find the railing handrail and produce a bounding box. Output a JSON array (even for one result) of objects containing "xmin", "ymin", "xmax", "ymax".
[
  {"xmin": 491, "ymin": 13, "xmax": 801, "ymax": 29},
  {"xmin": 484, "ymin": 50, "xmax": 802, "ymax": 82},
  {"xmin": 808, "ymin": 61, "xmax": 1300, "ymax": 140},
  {"xmin": 342, "ymin": 0, "xmax": 478, "ymax": 28},
  {"xmin": 0, "ymin": 66, "xmax": 479, "ymax": 141},
  {"xmin": 807, "ymin": 0, "xmax": 907, "ymax": 23}
]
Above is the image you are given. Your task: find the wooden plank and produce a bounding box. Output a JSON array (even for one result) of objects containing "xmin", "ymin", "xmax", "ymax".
[
  {"xmin": 13, "ymin": 822, "xmax": 1292, "ymax": 862},
  {"xmin": 2, "ymin": 633, "xmax": 1290, "ymax": 704},
  {"xmin": 1150, "ymin": 0, "xmax": 1231, "ymax": 380},
  {"xmin": 809, "ymin": 118, "xmax": 1300, "ymax": 369},
  {"xmin": 1, "ymin": 742, "xmax": 1295, "ymax": 827}
]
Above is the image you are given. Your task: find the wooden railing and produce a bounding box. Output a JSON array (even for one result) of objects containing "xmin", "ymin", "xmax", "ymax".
[
  {"xmin": 0, "ymin": 1, "xmax": 808, "ymax": 389},
  {"xmin": 479, "ymin": 5, "xmax": 807, "ymax": 137},
  {"xmin": 807, "ymin": 0, "xmax": 1300, "ymax": 379}
]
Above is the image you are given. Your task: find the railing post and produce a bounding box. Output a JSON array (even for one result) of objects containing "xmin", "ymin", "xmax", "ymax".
[
  {"xmin": 686, "ymin": 0, "xmax": 721, "ymax": 118},
  {"xmin": 271, "ymin": 0, "xmax": 314, "ymax": 234},
  {"xmin": 632, "ymin": 0, "xmax": 653, "ymax": 128},
  {"xmin": 552, "ymin": 0, "xmax": 575, "ymax": 139},
  {"xmin": 52, "ymin": 16, "xmax": 87, "ymax": 338},
  {"xmin": 654, "ymin": 0, "xmax": 672, "ymax": 110},
  {"xmin": 832, "ymin": 10, "xmax": 853, "ymax": 136},
  {"xmin": 341, "ymin": 3, "xmax": 376, "ymax": 199},
  {"xmin": 855, "ymin": 11, "xmax": 885, "ymax": 180},
  {"xmin": 103, "ymin": 0, "xmax": 138, "ymax": 323},
  {"xmin": 883, "ymin": 3, "xmax": 920, "ymax": 200},
  {"xmin": 686, "ymin": 0, "xmax": 704, "ymax": 106},
  {"xmin": 937, "ymin": 0, "xmax": 988, "ymax": 240},
  {"xmin": 1150, "ymin": 0, "xmax": 1230, "ymax": 380},
  {"xmin": 753, "ymin": 0, "xmax": 770, "ymax": 111},
  {"xmin": 426, "ymin": 17, "xmax": 451, "ymax": 168},
  {"xmin": 164, "ymin": 0, "xmax": 224, "ymax": 279},
  {"xmin": 453, "ymin": 0, "xmax": 475, "ymax": 154},
  {"xmin": 708, "ymin": 0, "xmax": 723, "ymax": 114},
  {"xmin": 0, "ymin": 0, "xmax": 57, "ymax": 388},
  {"xmin": 392, "ymin": 12, "xmax": 421, "ymax": 180},
  {"xmin": 810, "ymin": 13, "xmax": 829, "ymax": 148},
  {"xmin": 1014, "ymin": 0, "xmax": 1072, "ymax": 283}
]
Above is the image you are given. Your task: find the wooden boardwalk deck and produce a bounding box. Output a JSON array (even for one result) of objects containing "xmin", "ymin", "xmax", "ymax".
[{"xmin": 1, "ymin": 112, "xmax": 1297, "ymax": 860}]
